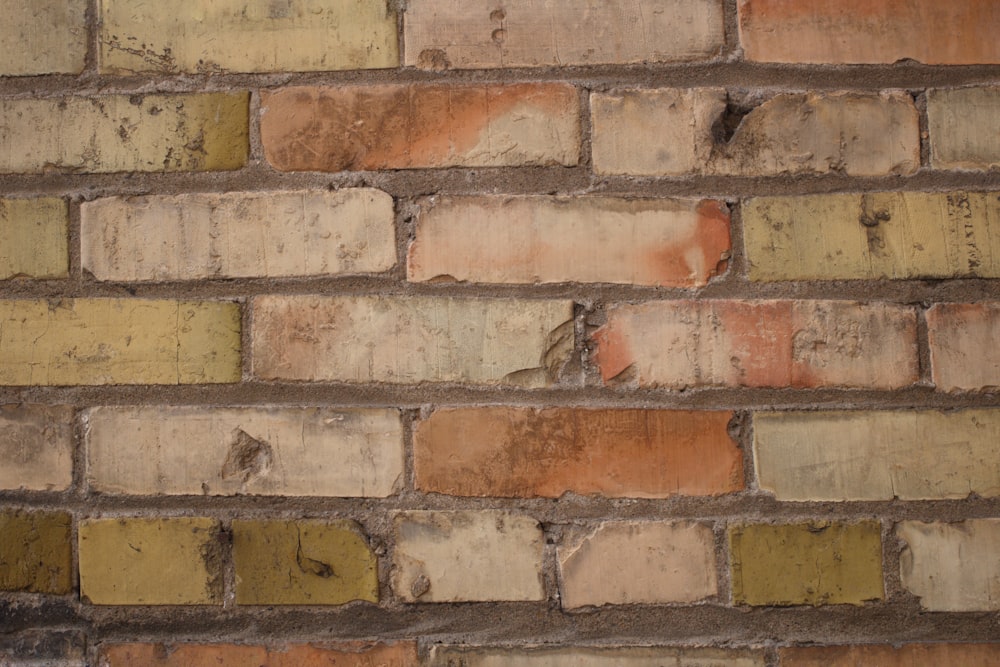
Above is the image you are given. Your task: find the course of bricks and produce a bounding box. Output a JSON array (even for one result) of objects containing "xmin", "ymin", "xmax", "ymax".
[{"xmin": 2, "ymin": 0, "xmax": 1000, "ymax": 665}]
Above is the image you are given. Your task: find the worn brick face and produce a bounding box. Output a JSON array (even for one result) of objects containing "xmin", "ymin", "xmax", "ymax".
[
  {"xmin": 780, "ymin": 644, "xmax": 1000, "ymax": 667},
  {"xmin": 1, "ymin": 1, "xmax": 87, "ymax": 75},
  {"xmin": 0, "ymin": 405, "xmax": 74, "ymax": 492},
  {"xmin": 928, "ymin": 87, "xmax": 1000, "ymax": 170},
  {"xmin": 99, "ymin": 642, "xmax": 419, "ymax": 667},
  {"xmin": 0, "ymin": 198, "xmax": 69, "ymax": 279},
  {"xmin": 0, "ymin": 510, "xmax": 72, "ymax": 594},
  {"xmin": 927, "ymin": 303, "xmax": 1000, "ymax": 391},
  {"xmin": 428, "ymin": 646, "xmax": 766, "ymax": 667}
]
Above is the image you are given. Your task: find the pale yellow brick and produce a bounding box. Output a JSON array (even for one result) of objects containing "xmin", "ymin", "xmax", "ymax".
[
  {"xmin": 428, "ymin": 646, "xmax": 766, "ymax": 667},
  {"xmin": 929, "ymin": 87, "xmax": 1000, "ymax": 170},
  {"xmin": 1, "ymin": 1, "xmax": 87, "ymax": 76},
  {"xmin": 927, "ymin": 303, "xmax": 1000, "ymax": 392},
  {"xmin": 81, "ymin": 189, "xmax": 395, "ymax": 281},
  {"xmin": 0, "ymin": 198, "xmax": 68, "ymax": 279},
  {"xmin": 0, "ymin": 405, "xmax": 73, "ymax": 491}
]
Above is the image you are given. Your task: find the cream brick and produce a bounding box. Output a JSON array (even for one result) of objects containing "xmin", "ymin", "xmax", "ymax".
[
  {"xmin": 428, "ymin": 646, "xmax": 765, "ymax": 667},
  {"xmin": 929, "ymin": 87, "xmax": 1000, "ymax": 170},
  {"xmin": 0, "ymin": 405, "xmax": 74, "ymax": 491},
  {"xmin": 1, "ymin": 1, "xmax": 86, "ymax": 75},
  {"xmin": 927, "ymin": 303, "xmax": 1000, "ymax": 392},
  {"xmin": 0, "ymin": 198, "xmax": 68, "ymax": 279}
]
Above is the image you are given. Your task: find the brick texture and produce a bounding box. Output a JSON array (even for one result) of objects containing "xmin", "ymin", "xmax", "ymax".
[
  {"xmin": 0, "ymin": 510, "xmax": 72, "ymax": 594},
  {"xmin": 1, "ymin": 1, "xmax": 87, "ymax": 75},
  {"xmin": 927, "ymin": 303, "xmax": 1000, "ymax": 391},
  {"xmin": 428, "ymin": 647, "xmax": 766, "ymax": 666},
  {"xmin": 928, "ymin": 87, "xmax": 1000, "ymax": 170},
  {"xmin": 780, "ymin": 644, "xmax": 1000, "ymax": 667},
  {"xmin": 0, "ymin": 405, "xmax": 74, "ymax": 492},
  {"xmin": 0, "ymin": 198, "xmax": 68, "ymax": 279},
  {"xmin": 99, "ymin": 642, "xmax": 418, "ymax": 667}
]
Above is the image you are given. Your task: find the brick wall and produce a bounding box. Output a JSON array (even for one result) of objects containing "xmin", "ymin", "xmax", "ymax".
[{"xmin": 2, "ymin": 1, "xmax": 1000, "ymax": 665}]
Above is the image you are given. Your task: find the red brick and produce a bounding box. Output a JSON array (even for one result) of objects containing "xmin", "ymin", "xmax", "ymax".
[
  {"xmin": 927, "ymin": 303, "xmax": 1000, "ymax": 392},
  {"xmin": 780, "ymin": 644, "xmax": 1000, "ymax": 667},
  {"xmin": 99, "ymin": 642, "xmax": 419, "ymax": 667}
]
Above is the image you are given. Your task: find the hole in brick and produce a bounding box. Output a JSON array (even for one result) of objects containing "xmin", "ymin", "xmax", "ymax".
[{"xmin": 712, "ymin": 98, "xmax": 754, "ymax": 145}]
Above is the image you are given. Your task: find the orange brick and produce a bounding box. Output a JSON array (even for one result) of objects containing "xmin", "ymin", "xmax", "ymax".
[
  {"xmin": 927, "ymin": 303, "xmax": 1000, "ymax": 391},
  {"xmin": 99, "ymin": 642, "xmax": 419, "ymax": 667},
  {"xmin": 780, "ymin": 644, "xmax": 1000, "ymax": 667}
]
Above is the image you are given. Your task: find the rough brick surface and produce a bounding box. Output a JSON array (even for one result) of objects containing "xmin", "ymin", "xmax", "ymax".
[
  {"xmin": 414, "ymin": 408, "xmax": 742, "ymax": 498},
  {"xmin": 1, "ymin": 1, "xmax": 87, "ymax": 75},
  {"xmin": 86, "ymin": 407, "xmax": 404, "ymax": 497},
  {"xmin": 0, "ymin": 630, "xmax": 85, "ymax": 666},
  {"xmin": 0, "ymin": 198, "xmax": 68, "ymax": 279},
  {"xmin": 592, "ymin": 300, "xmax": 918, "ymax": 389},
  {"xmin": 0, "ymin": 405, "xmax": 74, "ymax": 492},
  {"xmin": 0, "ymin": 94, "xmax": 249, "ymax": 174},
  {"xmin": 0, "ymin": 510, "xmax": 72, "ymax": 594},
  {"xmin": 408, "ymin": 196, "xmax": 730, "ymax": 286},
  {"xmin": 927, "ymin": 303, "xmax": 1000, "ymax": 391},
  {"xmin": 558, "ymin": 522, "xmax": 718, "ymax": 607},
  {"xmin": 780, "ymin": 644, "xmax": 1000, "ymax": 667},
  {"xmin": 99, "ymin": 642, "xmax": 419, "ymax": 667},
  {"xmin": 404, "ymin": 0, "xmax": 724, "ymax": 69},
  {"xmin": 591, "ymin": 89, "xmax": 919, "ymax": 177},
  {"xmin": 81, "ymin": 189, "xmax": 396, "ymax": 281},
  {"xmin": 928, "ymin": 87, "xmax": 1000, "ymax": 170},
  {"xmin": 428, "ymin": 646, "xmax": 765, "ymax": 667},
  {"xmin": 260, "ymin": 84, "xmax": 579, "ymax": 171},
  {"xmin": 100, "ymin": 0, "xmax": 398, "ymax": 74}
]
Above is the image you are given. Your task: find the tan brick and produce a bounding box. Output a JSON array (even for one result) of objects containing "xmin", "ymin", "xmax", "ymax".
[
  {"xmin": 428, "ymin": 646, "xmax": 765, "ymax": 667},
  {"xmin": 0, "ymin": 94, "xmax": 248, "ymax": 174},
  {"xmin": 78, "ymin": 518, "xmax": 221, "ymax": 605},
  {"xmin": 392, "ymin": 511, "xmax": 544, "ymax": 602},
  {"xmin": 81, "ymin": 189, "xmax": 395, "ymax": 281},
  {"xmin": 404, "ymin": 0, "xmax": 723, "ymax": 69},
  {"xmin": 0, "ymin": 629, "xmax": 85, "ymax": 666},
  {"xmin": 929, "ymin": 87, "xmax": 1000, "ymax": 170},
  {"xmin": 780, "ymin": 644, "xmax": 1000, "ymax": 667},
  {"xmin": 0, "ymin": 299, "xmax": 241, "ymax": 386},
  {"xmin": 0, "ymin": 510, "xmax": 72, "ymax": 594},
  {"xmin": 744, "ymin": 192, "xmax": 1000, "ymax": 281},
  {"xmin": 738, "ymin": 0, "xmax": 1000, "ymax": 65},
  {"xmin": 558, "ymin": 522, "xmax": 717, "ymax": 608},
  {"xmin": 86, "ymin": 407, "xmax": 403, "ymax": 497},
  {"xmin": 898, "ymin": 519, "xmax": 1000, "ymax": 611},
  {"xmin": 100, "ymin": 0, "xmax": 397, "ymax": 74},
  {"xmin": 754, "ymin": 410, "xmax": 1000, "ymax": 501},
  {"xmin": 0, "ymin": 198, "xmax": 68, "ymax": 279},
  {"xmin": 592, "ymin": 300, "xmax": 918, "ymax": 389},
  {"xmin": 591, "ymin": 89, "xmax": 918, "ymax": 177},
  {"xmin": 415, "ymin": 408, "xmax": 742, "ymax": 498},
  {"xmin": 0, "ymin": 405, "xmax": 74, "ymax": 492},
  {"xmin": 927, "ymin": 303, "xmax": 1000, "ymax": 391},
  {"xmin": 100, "ymin": 642, "xmax": 419, "ymax": 667},
  {"xmin": 251, "ymin": 296, "xmax": 574, "ymax": 386},
  {"xmin": 261, "ymin": 84, "xmax": 579, "ymax": 171},
  {"xmin": 232, "ymin": 520, "xmax": 377, "ymax": 605},
  {"xmin": 408, "ymin": 196, "xmax": 730, "ymax": 286},
  {"xmin": 729, "ymin": 522, "xmax": 884, "ymax": 606},
  {"xmin": 1, "ymin": 1, "xmax": 87, "ymax": 75}
]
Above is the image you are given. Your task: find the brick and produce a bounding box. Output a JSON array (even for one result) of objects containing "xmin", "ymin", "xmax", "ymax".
[
  {"xmin": 592, "ymin": 300, "xmax": 918, "ymax": 389},
  {"xmin": 729, "ymin": 522, "xmax": 884, "ymax": 606},
  {"xmin": 251, "ymin": 296, "xmax": 574, "ymax": 386},
  {"xmin": 738, "ymin": 0, "xmax": 1000, "ymax": 65},
  {"xmin": 100, "ymin": 0, "xmax": 397, "ymax": 74},
  {"xmin": 0, "ymin": 198, "xmax": 68, "ymax": 279},
  {"xmin": 1, "ymin": 1, "xmax": 86, "ymax": 75},
  {"xmin": 744, "ymin": 192, "xmax": 1000, "ymax": 281},
  {"xmin": 260, "ymin": 84, "xmax": 579, "ymax": 171},
  {"xmin": 414, "ymin": 408, "xmax": 742, "ymax": 498},
  {"xmin": 99, "ymin": 642, "xmax": 419, "ymax": 667},
  {"xmin": 0, "ymin": 629, "xmax": 85, "ymax": 666},
  {"xmin": 81, "ymin": 189, "xmax": 395, "ymax": 281},
  {"xmin": 0, "ymin": 510, "xmax": 72, "ymax": 594},
  {"xmin": 0, "ymin": 94, "xmax": 248, "ymax": 174},
  {"xmin": 897, "ymin": 519, "xmax": 1000, "ymax": 611},
  {"xmin": 591, "ymin": 89, "xmax": 918, "ymax": 177},
  {"xmin": 408, "ymin": 196, "xmax": 730, "ymax": 287},
  {"xmin": 927, "ymin": 303, "xmax": 1000, "ymax": 391},
  {"xmin": 0, "ymin": 405, "xmax": 73, "ymax": 492},
  {"xmin": 558, "ymin": 522, "xmax": 718, "ymax": 607},
  {"xmin": 928, "ymin": 87, "xmax": 1000, "ymax": 170},
  {"xmin": 86, "ymin": 407, "xmax": 403, "ymax": 497},
  {"xmin": 0, "ymin": 299, "xmax": 241, "ymax": 386},
  {"xmin": 392, "ymin": 511, "xmax": 544, "ymax": 602},
  {"xmin": 428, "ymin": 646, "xmax": 765, "ymax": 667},
  {"xmin": 754, "ymin": 409, "xmax": 1000, "ymax": 501},
  {"xmin": 404, "ymin": 0, "xmax": 723, "ymax": 69},
  {"xmin": 780, "ymin": 644, "xmax": 1000, "ymax": 667},
  {"xmin": 78, "ymin": 518, "xmax": 222, "ymax": 605},
  {"xmin": 232, "ymin": 519, "xmax": 377, "ymax": 605}
]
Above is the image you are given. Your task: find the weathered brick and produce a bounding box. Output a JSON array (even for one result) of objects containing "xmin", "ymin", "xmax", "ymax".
[
  {"xmin": 928, "ymin": 87, "xmax": 1000, "ymax": 170},
  {"xmin": 408, "ymin": 196, "xmax": 730, "ymax": 286},
  {"xmin": 927, "ymin": 303, "xmax": 1000, "ymax": 391},
  {"xmin": 744, "ymin": 192, "xmax": 1000, "ymax": 281},
  {"xmin": 0, "ymin": 198, "xmax": 68, "ymax": 279},
  {"xmin": 261, "ymin": 84, "xmax": 579, "ymax": 171},
  {"xmin": 780, "ymin": 644, "xmax": 1000, "ymax": 667},
  {"xmin": 897, "ymin": 519, "xmax": 1000, "ymax": 611},
  {"xmin": 0, "ymin": 94, "xmax": 248, "ymax": 174},
  {"xmin": 100, "ymin": 0, "xmax": 398, "ymax": 74},
  {"xmin": 0, "ymin": 629, "xmax": 85, "ymax": 666},
  {"xmin": 404, "ymin": 0, "xmax": 723, "ymax": 69},
  {"xmin": 0, "ymin": 405, "xmax": 73, "ymax": 492},
  {"xmin": 81, "ymin": 189, "xmax": 396, "ymax": 281},
  {"xmin": 0, "ymin": 510, "xmax": 72, "ymax": 594},
  {"xmin": 428, "ymin": 646, "xmax": 765, "ymax": 667},
  {"xmin": 754, "ymin": 409, "xmax": 1000, "ymax": 501},
  {"xmin": 1, "ymin": 1, "xmax": 87, "ymax": 75},
  {"xmin": 0, "ymin": 299, "xmax": 241, "ymax": 386},
  {"xmin": 729, "ymin": 522, "xmax": 884, "ymax": 606},
  {"xmin": 99, "ymin": 642, "xmax": 419, "ymax": 667},
  {"xmin": 415, "ymin": 408, "xmax": 742, "ymax": 498},
  {"xmin": 251, "ymin": 296, "xmax": 574, "ymax": 386},
  {"xmin": 591, "ymin": 89, "xmax": 918, "ymax": 177},
  {"xmin": 592, "ymin": 300, "xmax": 918, "ymax": 389},
  {"xmin": 78, "ymin": 518, "xmax": 222, "ymax": 605},
  {"xmin": 738, "ymin": 0, "xmax": 1000, "ymax": 65},
  {"xmin": 86, "ymin": 407, "xmax": 403, "ymax": 497},
  {"xmin": 232, "ymin": 520, "xmax": 377, "ymax": 605},
  {"xmin": 392, "ymin": 511, "xmax": 544, "ymax": 602},
  {"xmin": 558, "ymin": 522, "xmax": 717, "ymax": 607}
]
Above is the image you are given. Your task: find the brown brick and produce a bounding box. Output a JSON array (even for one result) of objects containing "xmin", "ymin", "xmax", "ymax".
[
  {"xmin": 0, "ymin": 629, "xmax": 85, "ymax": 666},
  {"xmin": 408, "ymin": 196, "xmax": 730, "ymax": 286},
  {"xmin": 0, "ymin": 510, "xmax": 72, "ymax": 594},
  {"xmin": 0, "ymin": 405, "xmax": 74, "ymax": 492},
  {"xmin": 738, "ymin": 0, "xmax": 1000, "ymax": 64},
  {"xmin": 928, "ymin": 87, "xmax": 1000, "ymax": 170},
  {"xmin": 415, "ymin": 408, "xmax": 742, "ymax": 498},
  {"xmin": 927, "ymin": 303, "xmax": 1000, "ymax": 392},
  {"xmin": 780, "ymin": 644, "xmax": 1000, "ymax": 667},
  {"xmin": 429, "ymin": 646, "xmax": 766, "ymax": 667},
  {"xmin": 99, "ymin": 642, "xmax": 419, "ymax": 667},
  {"xmin": 260, "ymin": 84, "xmax": 579, "ymax": 171},
  {"xmin": 0, "ymin": 198, "xmax": 68, "ymax": 279},
  {"xmin": 1, "ymin": 1, "xmax": 86, "ymax": 75},
  {"xmin": 592, "ymin": 300, "xmax": 918, "ymax": 389}
]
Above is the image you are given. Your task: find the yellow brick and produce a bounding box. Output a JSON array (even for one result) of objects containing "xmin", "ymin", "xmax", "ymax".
[
  {"xmin": 0, "ymin": 198, "xmax": 68, "ymax": 279},
  {"xmin": 929, "ymin": 87, "xmax": 1000, "ymax": 170},
  {"xmin": 428, "ymin": 646, "xmax": 766, "ymax": 667},
  {"xmin": 1, "ymin": 1, "xmax": 87, "ymax": 75}
]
